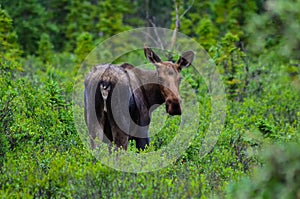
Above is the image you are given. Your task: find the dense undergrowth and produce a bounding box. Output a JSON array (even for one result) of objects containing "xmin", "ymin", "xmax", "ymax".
[{"xmin": 1, "ymin": 0, "xmax": 300, "ymax": 198}]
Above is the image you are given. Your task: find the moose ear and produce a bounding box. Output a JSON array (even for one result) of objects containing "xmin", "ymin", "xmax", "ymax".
[
  {"xmin": 176, "ymin": 51, "xmax": 194, "ymax": 69},
  {"xmin": 144, "ymin": 45, "xmax": 162, "ymax": 64}
]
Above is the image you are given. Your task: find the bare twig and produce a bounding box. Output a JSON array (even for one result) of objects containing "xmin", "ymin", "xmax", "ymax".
[
  {"xmin": 141, "ymin": 30, "xmax": 162, "ymax": 48},
  {"xmin": 144, "ymin": 0, "xmax": 194, "ymax": 60},
  {"xmin": 180, "ymin": 0, "xmax": 194, "ymax": 19},
  {"xmin": 145, "ymin": 0, "xmax": 149, "ymax": 26},
  {"xmin": 170, "ymin": 0, "xmax": 179, "ymax": 50},
  {"xmin": 148, "ymin": 17, "xmax": 164, "ymax": 50}
]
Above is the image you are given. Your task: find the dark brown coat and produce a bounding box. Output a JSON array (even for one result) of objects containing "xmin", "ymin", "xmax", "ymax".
[{"xmin": 84, "ymin": 46, "xmax": 194, "ymax": 150}]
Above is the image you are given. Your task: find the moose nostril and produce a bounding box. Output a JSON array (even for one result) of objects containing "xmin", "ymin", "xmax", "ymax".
[
  {"xmin": 166, "ymin": 98, "xmax": 172, "ymax": 104},
  {"xmin": 165, "ymin": 97, "xmax": 182, "ymax": 115}
]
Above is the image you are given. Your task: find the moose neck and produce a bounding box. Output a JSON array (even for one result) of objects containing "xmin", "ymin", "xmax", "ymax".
[{"xmin": 133, "ymin": 68, "xmax": 165, "ymax": 110}]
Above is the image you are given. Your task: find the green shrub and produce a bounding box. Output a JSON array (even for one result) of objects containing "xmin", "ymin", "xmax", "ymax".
[{"xmin": 226, "ymin": 143, "xmax": 300, "ymax": 199}]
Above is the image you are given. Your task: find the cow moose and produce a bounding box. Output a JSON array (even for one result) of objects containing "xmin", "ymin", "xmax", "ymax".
[{"xmin": 84, "ymin": 46, "xmax": 194, "ymax": 150}]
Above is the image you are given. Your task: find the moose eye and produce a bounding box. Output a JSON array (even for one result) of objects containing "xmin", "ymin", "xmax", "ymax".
[
  {"xmin": 168, "ymin": 71, "xmax": 174, "ymax": 76},
  {"xmin": 158, "ymin": 77, "xmax": 164, "ymax": 83}
]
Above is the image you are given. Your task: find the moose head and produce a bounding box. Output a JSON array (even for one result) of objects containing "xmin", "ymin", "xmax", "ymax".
[{"xmin": 144, "ymin": 46, "xmax": 194, "ymax": 115}]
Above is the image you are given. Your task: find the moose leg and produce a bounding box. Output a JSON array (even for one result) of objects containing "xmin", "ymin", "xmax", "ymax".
[
  {"xmin": 111, "ymin": 126, "xmax": 129, "ymax": 150},
  {"xmin": 84, "ymin": 84, "xmax": 105, "ymax": 149},
  {"xmin": 88, "ymin": 116, "xmax": 104, "ymax": 149},
  {"xmin": 133, "ymin": 126, "xmax": 150, "ymax": 150},
  {"xmin": 135, "ymin": 137, "xmax": 150, "ymax": 150},
  {"xmin": 85, "ymin": 102, "xmax": 104, "ymax": 149},
  {"xmin": 102, "ymin": 112, "xmax": 113, "ymax": 143}
]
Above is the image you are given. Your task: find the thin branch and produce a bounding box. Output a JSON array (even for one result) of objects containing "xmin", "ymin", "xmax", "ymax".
[
  {"xmin": 180, "ymin": 0, "xmax": 194, "ymax": 19},
  {"xmin": 148, "ymin": 17, "xmax": 164, "ymax": 50},
  {"xmin": 170, "ymin": 0, "xmax": 179, "ymax": 50},
  {"xmin": 144, "ymin": 0, "xmax": 194, "ymax": 60},
  {"xmin": 145, "ymin": 0, "xmax": 149, "ymax": 26},
  {"xmin": 141, "ymin": 30, "xmax": 162, "ymax": 48}
]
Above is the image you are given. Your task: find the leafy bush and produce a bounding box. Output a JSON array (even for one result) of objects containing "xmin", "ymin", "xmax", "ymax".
[{"xmin": 226, "ymin": 143, "xmax": 300, "ymax": 199}]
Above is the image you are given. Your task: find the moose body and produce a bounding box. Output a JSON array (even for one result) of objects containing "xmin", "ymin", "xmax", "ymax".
[{"xmin": 84, "ymin": 46, "xmax": 194, "ymax": 150}]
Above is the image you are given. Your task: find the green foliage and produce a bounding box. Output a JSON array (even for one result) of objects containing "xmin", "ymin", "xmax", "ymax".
[
  {"xmin": 0, "ymin": 60, "xmax": 21, "ymax": 165},
  {"xmin": 0, "ymin": 61, "xmax": 78, "ymax": 155},
  {"xmin": 195, "ymin": 17, "xmax": 219, "ymax": 50},
  {"xmin": 96, "ymin": 0, "xmax": 132, "ymax": 37},
  {"xmin": 134, "ymin": 0, "xmax": 174, "ymax": 27},
  {"xmin": 74, "ymin": 32, "xmax": 94, "ymax": 64},
  {"xmin": 0, "ymin": 145, "xmax": 212, "ymax": 198},
  {"xmin": 246, "ymin": 0, "xmax": 300, "ymax": 62},
  {"xmin": 1, "ymin": 0, "xmax": 56, "ymax": 55},
  {"xmin": 0, "ymin": 7, "xmax": 21, "ymax": 60},
  {"xmin": 227, "ymin": 143, "xmax": 300, "ymax": 199},
  {"xmin": 1, "ymin": 0, "xmax": 133, "ymax": 53},
  {"xmin": 210, "ymin": 32, "xmax": 247, "ymax": 100},
  {"xmin": 37, "ymin": 33, "xmax": 54, "ymax": 64},
  {"xmin": 211, "ymin": 0, "xmax": 257, "ymax": 37},
  {"xmin": 179, "ymin": 0, "xmax": 258, "ymax": 50},
  {"xmin": 63, "ymin": 0, "xmax": 97, "ymax": 50}
]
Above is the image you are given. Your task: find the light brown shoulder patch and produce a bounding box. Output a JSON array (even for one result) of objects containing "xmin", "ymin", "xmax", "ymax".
[{"xmin": 120, "ymin": 63, "xmax": 135, "ymax": 70}]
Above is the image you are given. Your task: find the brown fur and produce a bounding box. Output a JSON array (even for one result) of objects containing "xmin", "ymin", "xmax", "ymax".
[{"xmin": 84, "ymin": 47, "xmax": 194, "ymax": 150}]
